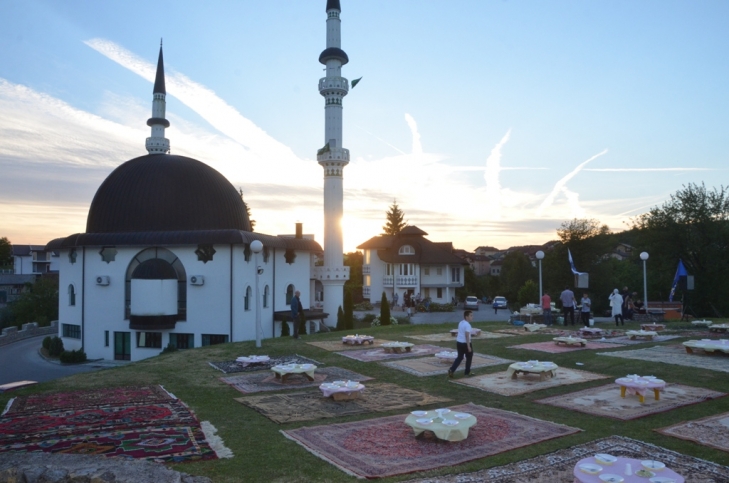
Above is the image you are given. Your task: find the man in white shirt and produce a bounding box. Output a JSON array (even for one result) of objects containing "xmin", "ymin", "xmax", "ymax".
[{"xmin": 448, "ymin": 311, "xmax": 475, "ymax": 378}]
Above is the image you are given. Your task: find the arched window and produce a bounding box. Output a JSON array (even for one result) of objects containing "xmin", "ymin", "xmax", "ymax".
[
  {"xmin": 125, "ymin": 247, "xmax": 186, "ymax": 321},
  {"xmin": 245, "ymin": 286, "xmax": 252, "ymax": 311},
  {"xmin": 398, "ymin": 245, "xmax": 415, "ymax": 255},
  {"xmin": 286, "ymin": 284, "xmax": 295, "ymax": 305},
  {"xmin": 263, "ymin": 285, "xmax": 270, "ymax": 308},
  {"xmin": 68, "ymin": 284, "xmax": 76, "ymax": 306}
]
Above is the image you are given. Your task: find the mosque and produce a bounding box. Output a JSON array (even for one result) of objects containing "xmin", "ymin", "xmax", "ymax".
[{"xmin": 47, "ymin": 0, "xmax": 351, "ymax": 362}]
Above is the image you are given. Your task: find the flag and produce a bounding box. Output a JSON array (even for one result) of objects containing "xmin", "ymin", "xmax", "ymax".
[
  {"xmin": 317, "ymin": 142, "xmax": 330, "ymax": 156},
  {"xmin": 669, "ymin": 259, "xmax": 688, "ymax": 302},
  {"xmin": 351, "ymin": 77, "xmax": 362, "ymax": 88},
  {"xmin": 567, "ymin": 248, "xmax": 585, "ymax": 275}
]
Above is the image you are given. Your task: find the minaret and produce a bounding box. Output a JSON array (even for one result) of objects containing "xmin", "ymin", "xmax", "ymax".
[
  {"xmin": 314, "ymin": 0, "xmax": 350, "ymax": 323},
  {"xmin": 145, "ymin": 42, "xmax": 170, "ymax": 154}
]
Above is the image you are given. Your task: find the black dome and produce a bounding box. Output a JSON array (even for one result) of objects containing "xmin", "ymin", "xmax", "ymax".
[{"xmin": 86, "ymin": 154, "xmax": 251, "ymax": 233}]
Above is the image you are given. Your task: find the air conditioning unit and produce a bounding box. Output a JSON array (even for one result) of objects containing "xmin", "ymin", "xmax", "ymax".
[
  {"xmin": 96, "ymin": 276, "xmax": 110, "ymax": 286},
  {"xmin": 190, "ymin": 275, "xmax": 205, "ymax": 286}
]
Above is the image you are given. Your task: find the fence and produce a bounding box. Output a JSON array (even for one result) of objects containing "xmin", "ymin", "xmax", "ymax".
[{"xmin": 0, "ymin": 321, "xmax": 58, "ymax": 347}]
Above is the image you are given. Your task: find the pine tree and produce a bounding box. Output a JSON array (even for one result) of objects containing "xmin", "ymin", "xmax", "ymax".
[
  {"xmin": 380, "ymin": 292, "xmax": 391, "ymax": 325},
  {"xmin": 382, "ymin": 200, "xmax": 406, "ymax": 235},
  {"xmin": 239, "ymin": 188, "xmax": 256, "ymax": 231},
  {"xmin": 344, "ymin": 290, "xmax": 354, "ymax": 330},
  {"xmin": 336, "ymin": 306, "xmax": 345, "ymax": 331}
]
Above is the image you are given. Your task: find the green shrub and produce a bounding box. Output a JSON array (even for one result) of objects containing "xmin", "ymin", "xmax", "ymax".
[
  {"xmin": 161, "ymin": 342, "xmax": 178, "ymax": 354},
  {"xmin": 298, "ymin": 311, "xmax": 307, "ymax": 335},
  {"xmin": 361, "ymin": 313, "xmax": 376, "ymax": 323},
  {"xmin": 353, "ymin": 301, "xmax": 373, "ymax": 311},
  {"xmin": 395, "ymin": 316, "xmax": 410, "ymax": 325},
  {"xmin": 42, "ymin": 336, "xmax": 52, "ymax": 351},
  {"xmin": 336, "ymin": 306, "xmax": 344, "ymax": 331},
  {"xmin": 48, "ymin": 336, "xmax": 64, "ymax": 357},
  {"xmin": 59, "ymin": 349, "xmax": 87, "ymax": 363},
  {"xmin": 419, "ymin": 302, "xmax": 454, "ymax": 313},
  {"xmin": 344, "ymin": 291, "xmax": 354, "ymax": 330},
  {"xmin": 380, "ymin": 292, "xmax": 391, "ymax": 325},
  {"xmin": 281, "ymin": 317, "xmax": 290, "ymax": 336},
  {"xmin": 371, "ymin": 316, "xmax": 398, "ymax": 327}
]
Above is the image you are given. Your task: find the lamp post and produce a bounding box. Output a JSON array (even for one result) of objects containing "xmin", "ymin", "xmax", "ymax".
[
  {"xmin": 250, "ymin": 240, "xmax": 263, "ymax": 348},
  {"xmin": 536, "ymin": 250, "xmax": 545, "ymax": 305},
  {"xmin": 640, "ymin": 252, "xmax": 649, "ymax": 311}
]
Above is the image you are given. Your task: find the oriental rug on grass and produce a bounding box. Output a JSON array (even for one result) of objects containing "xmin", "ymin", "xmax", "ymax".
[
  {"xmin": 496, "ymin": 328, "xmax": 574, "ymax": 337},
  {"xmin": 506, "ymin": 340, "xmax": 621, "ymax": 354},
  {"xmin": 404, "ymin": 332, "xmax": 513, "ymax": 342},
  {"xmin": 207, "ymin": 354, "xmax": 321, "ymax": 374},
  {"xmin": 657, "ymin": 411, "xmax": 729, "ymax": 453},
  {"xmin": 597, "ymin": 344, "xmax": 729, "ymax": 373},
  {"xmin": 598, "ymin": 334, "xmax": 682, "ymax": 345},
  {"xmin": 453, "ymin": 367, "xmax": 610, "ymax": 396},
  {"xmin": 535, "ymin": 383, "xmax": 726, "ymax": 420},
  {"xmin": 0, "ymin": 386, "xmax": 220, "ymax": 463},
  {"xmin": 402, "ymin": 435, "xmax": 729, "ymax": 483},
  {"xmin": 219, "ymin": 366, "xmax": 373, "ymax": 394},
  {"xmin": 2, "ymin": 385, "xmax": 173, "ymax": 416},
  {"xmin": 237, "ymin": 383, "xmax": 451, "ymax": 424},
  {"xmin": 335, "ymin": 344, "xmax": 446, "ymax": 362},
  {"xmin": 306, "ymin": 339, "xmax": 392, "ymax": 351},
  {"xmin": 380, "ymin": 354, "xmax": 514, "ymax": 377},
  {"xmin": 281, "ymin": 403, "xmax": 580, "ymax": 479}
]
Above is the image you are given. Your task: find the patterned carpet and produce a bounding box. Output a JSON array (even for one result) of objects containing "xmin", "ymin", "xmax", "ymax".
[
  {"xmin": 598, "ymin": 334, "xmax": 682, "ymax": 345},
  {"xmin": 597, "ymin": 344, "xmax": 729, "ymax": 373},
  {"xmin": 402, "ymin": 435, "xmax": 729, "ymax": 482},
  {"xmin": 0, "ymin": 385, "xmax": 217, "ymax": 462},
  {"xmin": 335, "ymin": 344, "xmax": 446, "ymax": 362},
  {"xmin": 535, "ymin": 383, "xmax": 726, "ymax": 420},
  {"xmin": 219, "ymin": 366, "xmax": 373, "ymax": 394},
  {"xmin": 207, "ymin": 354, "xmax": 322, "ymax": 374},
  {"xmin": 453, "ymin": 367, "xmax": 610, "ymax": 396},
  {"xmin": 306, "ymin": 338, "xmax": 392, "ymax": 351},
  {"xmin": 282, "ymin": 403, "xmax": 580, "ymax": 478},
  {"xmin": 381, "ymin": 354, "xmax": 514, "ymax": 377},
  {"xmin": 237, "ymin": 383, "xmax": 451, "ymax": 424},
  {"xmin": 657, "ymin": 411, "xmax": 729, "ymax": 453},
  {"xmin": 404, "ymin": 332, "xmax": 513, "ymax": 342},
  {"xmin": 507, "ymin": 340, "xmax": 621, "ymax": 353}
]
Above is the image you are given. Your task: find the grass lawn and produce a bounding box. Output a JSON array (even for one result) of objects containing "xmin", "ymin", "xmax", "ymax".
[{"xmin": 2, "ymin": 318, "xmax": 729, "ymax": 482}]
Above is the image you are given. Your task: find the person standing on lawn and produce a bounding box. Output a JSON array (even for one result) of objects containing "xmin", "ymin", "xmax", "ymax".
[
  {"xmin": 580, "ymin": 292, "xmax": 592, "ymax": 327},
  {"xmin": 560, "ymin": 287, "xmax": 576, "ymax": 325},
  {"xmin": 290, "ymin": 290, "xmax": 302, "ymax": 339},
  {"xmin": 542, "ymin": 291, "xmax": 552, "ymax": 326},
  {"xmin": 609, "ymin": 288, "xmax": 624, "ymax": 326},
  {"xmin": 448, "ymin": 310, "xmax": 475, "ymax": 378}
]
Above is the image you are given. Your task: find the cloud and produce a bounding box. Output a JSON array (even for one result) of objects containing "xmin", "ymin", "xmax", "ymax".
[
  {"xmin": 404, "ymin": 113, "xmax": 422, "ymax": 154},
  {"xmin": 584, "ymin": 167, "xmax": 713, "ymax": 172},
  {"xmin": 536, "ymin": 149, "xmax": 608, "ymax": 217}
]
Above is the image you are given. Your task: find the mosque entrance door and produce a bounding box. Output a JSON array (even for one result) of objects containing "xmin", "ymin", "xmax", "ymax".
[{"xmin": 114, "ymin": 332, "xmax": 131, "ymax": 361}]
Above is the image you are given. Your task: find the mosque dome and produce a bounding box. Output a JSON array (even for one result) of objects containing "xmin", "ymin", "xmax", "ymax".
[{"xmin": 86, "ymin": 154, "xmax": 251, "ymax": 233}]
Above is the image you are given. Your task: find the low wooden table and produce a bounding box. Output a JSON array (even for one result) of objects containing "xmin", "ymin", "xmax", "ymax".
[
  {"xmin": 578, "ymin": 327, "xmax": 603, "ymax": 338},
  {"xmin": 640, "ymin": 323, "xmax": 665, "ymax": 331},
  {"xmin": 683, "ymin": 339, "xmax": 729, "ymax": 355},
  {"xmin": 709, "ymin": 324, "xmax": 729, "ymax": 333},
  {"xmin": 271, "ymin": 363, "xmax": 317, "ymax": 383},
  {"xmin": 342, "ymin": 335, "xmax": 375, "ymax": 345},
  {"xmin": 573, "ymin": 455, "xmax": 684, "ymax": 483},
  {"xmin": 319, "ymin": 381, "xmax": 365, "ymax": 401},
  {"xmin": 615, "ymin": 375, "xmax": 666, "ymax": 404},
  {"xmin": 626, "ymin": 330, "xmax": 657, "ymax": 340},
  {"xmin": 434, "ymin": 351, "xmax": 458, "ymax": 364},
  {"xmin": 507, "ymin": 361, "xmax": 558, "ymax": 381},
  {"xmin": 692, "ymin": 319, "xmax": 713, "ymax": 327},
  {"xmin": 523, "ymin": 323, "xmax": 547, "ymax": 332},
  {"xmin": 381, "ymin": 342, "xmax": 413, "ymax": 353},
  {"xmin": 553, "ymin": 336, "xmax": 587, "ymax": 347},
  {"xmin": 404, "ymin": 408, "xmax": 477, "ymax": 442},
  {"xmin": 235, "ymin": 355, "xmax": 270, "ymax": 367}
]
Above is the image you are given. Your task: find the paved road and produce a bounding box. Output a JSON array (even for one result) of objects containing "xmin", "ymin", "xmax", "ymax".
[{"xmin": 0, "ymin": 336, "xmax": 117, "ymax": 386}]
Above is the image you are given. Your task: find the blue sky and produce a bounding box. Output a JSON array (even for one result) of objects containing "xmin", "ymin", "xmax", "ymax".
[{"xmin": 1, "ymin": 1, "xmax": 727, "ymax": 252}]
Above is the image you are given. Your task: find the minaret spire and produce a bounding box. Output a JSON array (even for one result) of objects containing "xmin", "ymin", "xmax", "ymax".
[
  {"xmin": 145, "ymin": 41, "xmax": 170, "ymax": 154},
  {"xmin": 314, "ymin": 0, "xmax": 350, "ymax": 324}
]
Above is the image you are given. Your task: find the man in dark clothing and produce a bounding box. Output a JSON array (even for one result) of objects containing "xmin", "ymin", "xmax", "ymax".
[{"xmin": 291, "ymin": 290, "xmax": 302, "ymax": 339}]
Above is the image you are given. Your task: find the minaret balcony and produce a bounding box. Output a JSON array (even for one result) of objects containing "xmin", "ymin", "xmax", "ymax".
[
  {"xmin": 319, "ymin": 77, "xmax": 349, "ymax": 96},
  {"xmin": 313, "ymin": 266, "xmax": 350, "ymax": 281},
  {"xmin": 317, "ymin": 147, "xmax": 350, "ymax": 164}
]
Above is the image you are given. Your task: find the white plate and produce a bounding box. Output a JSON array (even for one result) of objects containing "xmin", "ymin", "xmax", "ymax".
[
  {"xmin": 411, "ymin": 410, "xmax": 428, "ymax": 417},
  {"xmin": 332, "ymin": 380, "xmax": 345, "ymax": 386},
  {"xmin": 320, "ymin": 383, "xmax": 334, "ymax": 389},
  {"xmin": 595, "ymin": 453, "xmax": 617, "ymax": 464},
  {"xmin": 642, "ymin": 460, "xmax": 666, "ymax": 470},
  {"xmin": 578, "ymin": 463, "xmax": 602, "ymax": 474},
  {"xmin": 454, "ymin": 413, "xmax": 471, "ymax": 419},
  {"xmin": 442, "ymin": 419, "xmax": 459, "ymax": 426},
  {"xmin": 649, "ymin": 477, "xmax": 675, "ymax": 483},
  {"xmin": 416, "ymin": 418, "xmax": 433, "ymax": 425},
  {"xmin": 435, "ymin": 408, "xmax": 451, "ymax": 414},
  {"xmin": 599, "ymin": 475, "xmax": 624, "ymax": 483},
  {"xmin": 650, "ymin": 379, "xmax": 665, "ymax": 384},
  {"xmin": 301, "ymin": 364, "xmax": 313, "ymax": 370}
]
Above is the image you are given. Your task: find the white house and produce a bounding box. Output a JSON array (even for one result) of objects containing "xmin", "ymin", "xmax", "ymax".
[
  {"xmin": 358, "ymin": 226, "xmax": 468, "ymax": 305},
  {"xmin": 12, "ymin": 245, "xmax": 59, "ymax": 275},
  {"xmin": 46, "ymin": 46, "xmax": 322, "ymax": 362}
]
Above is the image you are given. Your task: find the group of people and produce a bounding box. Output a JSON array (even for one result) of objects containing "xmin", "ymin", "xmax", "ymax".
[
  {"xmin": 609, "ymin": 287, "xmax": 643, "ymax": 326},
  {"xmin": 538, "ymin": 285, "xmax": 644, "ymax": 328},
  {"xmin": 392, "ymin": 292, "xmax": 431, "ymax": 315}
]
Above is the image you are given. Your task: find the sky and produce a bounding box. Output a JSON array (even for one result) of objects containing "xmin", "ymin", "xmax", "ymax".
[{"xmin": 1, "ymin": 1, "xmax": 728, "ymax": 253}]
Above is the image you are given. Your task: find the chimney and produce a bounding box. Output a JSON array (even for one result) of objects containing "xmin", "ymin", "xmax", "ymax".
[{"xmin": 295, "ymin": 223, "xmax": 303, "ymax": 239}]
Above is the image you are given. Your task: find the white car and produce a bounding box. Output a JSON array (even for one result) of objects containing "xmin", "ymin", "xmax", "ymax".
[
  {"xmin": 493, "ymin": 296, "xmax": 508, "ymax": 310},
  {"xmin": 464, "ymin": 296, "xmax": 479, "ymax": 310}
]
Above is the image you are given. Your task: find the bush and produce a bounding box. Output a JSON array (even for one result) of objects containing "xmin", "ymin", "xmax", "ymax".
[
  {"xmin": 298, "ymin": 311, "xmax": 307, "ymax": 335},
  {"xmin": 48, "ymin": 336, "xmax": 64, "ymax": 357},
  {"xmin": 380, "ymin": 292, "xmax": 391, "ymax": 325},
  {"xmin": 161, "ymin": 342, "xmax": 178, "ymax": 354},
  {"xmin": 361, "ymin": 313, "xmax": 376, "ymax": 324},
  {"xmin": 42, "ymin": 336, "xmax": 52, "ymax": 351},
  {"xmin": 371, "ymin": 316, "xmax": 398, "ymax": 327},
  {"xmin": 395, "ymin": 316, "xmax": 410, "ymax": 325},
  {"xmin": 281, "ymin": 317, "xmax": 291, "ymax": 336},
  {"xmin": 336, "ymin": 306, "xmax": 344, "ymax": 331},
  {"xmin": 59, "ymin": 349, "xmax": 87, "ymax": 363},
  {"xmin": 344, "ymin": 291, "xmax": 354, "ymax": 330},
  {"xmin": 418, "ymin": 302, "xmax": 455, "ymax": 312},
  {"xmin": 353, "ymin": 301, "xmax": 373, "ymax": 311}
]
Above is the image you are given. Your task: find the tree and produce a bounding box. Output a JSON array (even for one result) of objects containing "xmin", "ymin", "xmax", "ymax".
[
  {"xmin": 517, "ymin": 280, "xmax": 538, "ymax": 308},
  {"xmin": 380, "ymin": 292, "xmax": 391, "ymax": 325},
  {"xmin": 0, "ymin": 237, "xmax": 11, "ymax": 268},
  {"xmin": 336, "ymin": 306, "xmax": 345, "ymax": 331},
  {"xmin": 10, "ymin": 277, "xmax": 59, "ymax": 326},
  {"xmin": 343, "ymin": 251, "xmax": 363, "ymax": 303},
  {"xmin": 344, "ymin": 290, "xmax": 354, "ymax": 330},
  {"xmin": 239, "ymin": 188, "xmax": 256, "ymax": 231},
  {"xmin": 382, "ymin": 200, "xmax": 406, "ymax": 235},
  {"xmin": 499, "ymin": 251, "xmax": 536, "ymax": 304}
]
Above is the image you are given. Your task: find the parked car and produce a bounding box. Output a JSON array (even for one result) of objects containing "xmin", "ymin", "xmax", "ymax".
[
  {"xmin": 464, "ymin": 296, "xmax": 479, "ymax": 310},
  {"xmin": 492, "ymin": 296, "xmax": 508, "ymax": 310}
]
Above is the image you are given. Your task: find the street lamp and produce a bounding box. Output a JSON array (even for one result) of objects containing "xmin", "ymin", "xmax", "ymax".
[
  {"xmin": 250, "ymin": 240, "xmax": 263, "ymax": 348},
  {"xmin": 536, "ymin": 250, "xmax": 545, "ymax": 305},
  {"xmin": 640, "ymin": 252, "xmax": 649, "ymax": 311}
]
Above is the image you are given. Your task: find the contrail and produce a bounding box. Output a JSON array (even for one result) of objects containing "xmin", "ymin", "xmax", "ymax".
[
  {"xmin": 537, "ymin": 149, "xmax": 608, "ymax": 216},
  {"xmin": 404, "ymin": 113, "xmax": 423, "ymax": 154}
]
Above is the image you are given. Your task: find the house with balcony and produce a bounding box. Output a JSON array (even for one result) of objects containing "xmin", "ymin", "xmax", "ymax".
[
  {"xmin": 357, "ymin": 226, "xmax": 468, "ymax": 305},
  {"xmin": 12, "ymin": 245, "xmax": 59, "ymax": 275}
]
